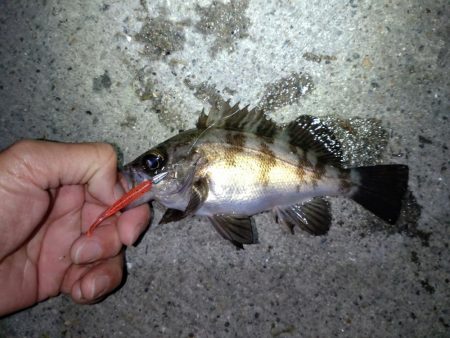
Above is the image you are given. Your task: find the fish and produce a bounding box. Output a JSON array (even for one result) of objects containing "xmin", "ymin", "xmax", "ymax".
[{"xmin": 119, "ymin": 102, "xmax": 409, "ymax": 248}]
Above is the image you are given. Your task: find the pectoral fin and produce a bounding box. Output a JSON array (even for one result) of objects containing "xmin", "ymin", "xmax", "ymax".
[
  {"xmin": 184, "ymin": 177, "xmax": 209, "ymax": 215},
  {"xmin": 159, "ymin": 208, "xmax": 186, "ymax": 224},
  {"xmin": 208, "ymin": 215, "xmax": 258, "ymax": 249},
  {"xmin": 159, "ymin": 178, "xmax": 209, "ymax": 225},
  {"xmin": 274, "ymin": 198, "xmax": 331, "ymax": 235}
]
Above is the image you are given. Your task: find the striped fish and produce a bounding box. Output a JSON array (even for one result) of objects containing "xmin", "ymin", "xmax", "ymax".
[{"xmin": 122, "ymin": 102, "xmax": 409, "ymax": 248}]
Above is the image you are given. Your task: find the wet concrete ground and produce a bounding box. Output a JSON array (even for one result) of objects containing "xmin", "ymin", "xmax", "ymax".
[{"xmin": 0, "ymin": 0, "xmax": 449, "ymax": 336}]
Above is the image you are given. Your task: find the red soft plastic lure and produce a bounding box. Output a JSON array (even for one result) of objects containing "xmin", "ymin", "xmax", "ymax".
[{"xmin": 86, "ymin": 180, "xmax": 152, "ymax": 237}]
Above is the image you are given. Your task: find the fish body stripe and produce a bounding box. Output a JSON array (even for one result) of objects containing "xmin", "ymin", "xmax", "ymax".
[{"xmin": 194, "ymin": 130, "xmax": 345, "ymax": 216}]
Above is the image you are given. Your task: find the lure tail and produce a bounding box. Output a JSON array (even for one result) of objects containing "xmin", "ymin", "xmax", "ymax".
[
  {"xmin": 350, "ymin": 164, "xmax": 409, "ymax": 224},
  {"xmin": 86, "ymin": 180, "xmax": 152, "ymax": 236}
]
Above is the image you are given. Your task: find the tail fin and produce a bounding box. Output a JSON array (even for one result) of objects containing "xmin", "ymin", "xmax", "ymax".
[{"xmin": 350, "ymin": 165, "xmax": 409, "ymax": 224}]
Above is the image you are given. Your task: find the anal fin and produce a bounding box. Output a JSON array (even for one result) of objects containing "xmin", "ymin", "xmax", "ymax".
[
  {"xmin": 274, "ymin": 197, "xmax": 331, "ymax": 235},
  {"xmin": 208, "ymin": 215, "xmax": 258, "ymax": 249}
]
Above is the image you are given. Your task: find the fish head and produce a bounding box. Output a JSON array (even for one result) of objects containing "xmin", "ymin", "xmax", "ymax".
[{"xmin": 121, "ymin": 130, "xmax": 200, "ymax": 208}]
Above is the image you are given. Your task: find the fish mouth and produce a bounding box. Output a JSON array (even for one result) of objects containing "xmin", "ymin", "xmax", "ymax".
[
  {"xmin": 120, "ymin": 167, "xmax": 170, "ymax": 209},
  {"xmin": 121, "ymin": 167, "xmax": 169, "ymax": 189}
]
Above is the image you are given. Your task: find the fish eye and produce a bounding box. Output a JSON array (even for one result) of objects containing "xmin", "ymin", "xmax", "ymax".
[{"xmin": 143, "ymin": 153, "xmax": 164, "ymax": 171}]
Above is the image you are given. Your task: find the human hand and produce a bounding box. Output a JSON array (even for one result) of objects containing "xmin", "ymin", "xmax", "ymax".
[{"xmin": 0, "ymin": 140, "xmax": 151, "ymax": 316}]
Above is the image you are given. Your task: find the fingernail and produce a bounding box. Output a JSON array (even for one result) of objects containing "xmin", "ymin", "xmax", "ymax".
[
  {"xmin": 73, "ymin": 283, "xmax": 83, "ymax": 301},
  {"xmin": 91, "ymin": 275, "xmax": 110, "ymax": 299},
  {"xmin": 74, "ymin": 241, "xmax": 102, "ymax": 264},
  {"xmin": 129, "ymin": 222, "xmax": 148, "ymax": 246},
  {"xmin": 129, "ymin": 225, "xmax": 142, "ymax": 245}
]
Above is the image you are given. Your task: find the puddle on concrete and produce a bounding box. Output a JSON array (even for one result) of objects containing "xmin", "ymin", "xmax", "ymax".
[
  {"xmin": 92, "ymin": 70, "xmax": 112, "ymax": 92},
  {"xmin": 195, "ymin": 0, "xmax": 250, "ymax": 56},
  {"xmin": 152, "ymin": 96, "xmax": 186, "ymax": 132},
  {"xmin": 257, "ymin": 72, "xmax": 315, "ymax": 113},
  {"xmin": 135, "ymin": 16, "xmax": 189, "ymax": 60},
  {"xmin": 396, "ymin": 191, "xmax": 427, "ymax": 246},
  {"xmin": 184, "ymin": 78, "xmax": 230, "ymax": 113},
  {"xmin": 357, "ymin": 190, "xmax": 425, "ymax": 245},
  {"xmin": 132, "ymin": 66, "xmax": 185, "ymax": 132},
  {"xmin": 120, "ymin": 113, "xmax": 138, "ymax": 130},
  {"xmin": 133, "ymin": 66, "xmax": 159, "ymax": 102},
  {"xmin": 302, "ymin": 52, "xmax": 337, "ymax": 64},
  {"xmin": 320, "ymin": 116, "xmax": 389, "ymax": 167}
]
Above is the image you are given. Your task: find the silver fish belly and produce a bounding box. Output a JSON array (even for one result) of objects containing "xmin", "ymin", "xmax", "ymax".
[{"xmin": 122, "ymin": 102, "xmax": 409, "ymax": 248}]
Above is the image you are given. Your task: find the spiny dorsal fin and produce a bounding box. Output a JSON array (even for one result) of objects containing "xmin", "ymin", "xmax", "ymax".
[
  {"xmin": 196, "ymin": 101, "xmax": 279, "ymax": 140},
  {"xmin": 274, "ymin": 197, "xmax": 332, "ymax": 235},
  {"xmin": 198, "ymin": 102, "xmax": 342, "ymax": 166},
  {"xmin": 196, "ymin": 108, "xmax": 208, "ymax": 129},
  {"xmin": 283, "ymin": 115, "xmax": 343, "ymax": 167}
]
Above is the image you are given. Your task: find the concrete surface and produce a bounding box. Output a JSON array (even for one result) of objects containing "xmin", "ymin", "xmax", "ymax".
[{"xmin": 0, "ymin": 0, "xmax": 449, "ymax": 337}]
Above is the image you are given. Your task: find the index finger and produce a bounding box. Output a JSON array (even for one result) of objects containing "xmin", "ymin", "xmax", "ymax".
[{"xmin": 2, "ymin": 140, "xmax": 121, "ymax": 205}]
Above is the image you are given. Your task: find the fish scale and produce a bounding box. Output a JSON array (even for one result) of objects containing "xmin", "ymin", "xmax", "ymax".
[{"xmin": 193, "ymin": 135, "xmax": 343, "ymax": 217}]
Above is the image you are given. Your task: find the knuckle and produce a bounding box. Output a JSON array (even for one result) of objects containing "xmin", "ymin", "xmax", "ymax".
[
  {"xmin": 2, "ymin": 139, "xmax": 40, "ymax": 180},
  {"xmin": 9, "ymin": 139, "xmax": 36, "ymax": 154},
  {"xmin": 94, "ymin": 143, "xmax": 117, "ymax": 167}
]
